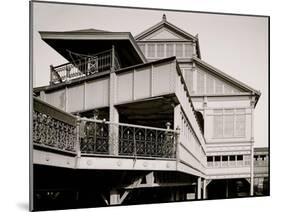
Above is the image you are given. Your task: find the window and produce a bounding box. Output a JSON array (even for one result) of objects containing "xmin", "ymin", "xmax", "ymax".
[
  {"xmin": 223, "ymin": 109, "xmax": 234, "ymax": 137},
  {"xmin": 214, "ymin": 156, "xmax": 220, "ymax": 161},
  {"xmin": 166, "ymin": 44, "xmax": 174, "ymax": 57},
  {"xmin": 236, "ymin": 114, "xmax": 246, "ymax": 137},
  {"xmin": 229, "ymin": 155, "xmax": 235, "ymax": 161},
  {"xmin": 156, "ymin": 44, "xmax": 164, "ymax": 58},
  {"xmin": 175, "ymin": 44, "xmax": 183, "ymax": 57},
  {"xmin": 147, "ymin": 44, "xmax": 155, "ymax": 58},
  {"xmin": 237, "ymin": 155, "xmax": 243, "ymax": 160},
  {"xmin": 222, "ymin": 156, "xmax": 228, "ymax": 161},
  {"xmin": 207, "ymin": 156, "xmax": 213, "ymax": 162},
  {"xmin": 213, "ymin": 109, "xmax": 246, "ymax": 138},
  {"xmin": 184, "ymin": 44, "xmax": 193, "ymax": 57}
]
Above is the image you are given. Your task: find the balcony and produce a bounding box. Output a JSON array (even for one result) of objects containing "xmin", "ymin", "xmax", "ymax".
[
  {"xmin": 49, "ymin": 49, "xmax": 120, "ymax": 85},
  {"xmin": 33, "ymin": 97, "xmax": 177, "ymax": 160}
]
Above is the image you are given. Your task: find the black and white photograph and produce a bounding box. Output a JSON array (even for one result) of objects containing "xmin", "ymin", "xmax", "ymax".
[{"xmin": 30, "ymin": 1, "xmax": 269, "ymax": 211}]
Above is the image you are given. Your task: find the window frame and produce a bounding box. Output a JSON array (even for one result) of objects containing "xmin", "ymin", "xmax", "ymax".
[{"xmin": 213, "ymin": 108, "xmax": 246, "ymax": 139}]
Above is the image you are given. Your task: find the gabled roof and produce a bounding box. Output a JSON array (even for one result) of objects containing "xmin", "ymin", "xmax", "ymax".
[
  {"xmin": 193, "ymin": 56, "xmax": 261, "ymax": 97},
  {"xmin": 135, "ymin": 14, "xmax": 201, "ymax": 58}
]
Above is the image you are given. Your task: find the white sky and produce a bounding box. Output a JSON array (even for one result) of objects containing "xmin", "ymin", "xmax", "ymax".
[{"xmin": 32, "ymin": 2, "xmax": 268, "ymax": 147}]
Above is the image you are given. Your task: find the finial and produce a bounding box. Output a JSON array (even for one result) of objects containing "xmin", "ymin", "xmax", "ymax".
[{"xmin": 162, "ymin": 14, "xmax": 167, "ymax": 21}]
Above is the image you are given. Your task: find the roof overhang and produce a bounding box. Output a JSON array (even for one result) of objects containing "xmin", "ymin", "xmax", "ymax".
[{"xmin": 39, "ymin": 30, "xmax": 147, "ymax": 68}]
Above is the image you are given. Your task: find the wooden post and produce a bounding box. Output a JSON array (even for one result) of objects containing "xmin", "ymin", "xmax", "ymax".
[
  {"xmin": 173, "ymin": 104, "xmax": 181, "ymax": 160},
  {"xmin": 197, "ymin": 177, "xmax": 202, "ymax": 199},
  {"xmin": 49, "ymin": 65, "xmax": 54, "ymax": 85},
  {"xmin": 203, "ymin": 179, "xmax": 207, "ymax": 199}
]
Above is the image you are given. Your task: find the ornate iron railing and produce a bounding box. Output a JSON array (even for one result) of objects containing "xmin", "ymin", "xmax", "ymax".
[
  {"xmin": 33, "ymin": 98, "xmax": 178, "ymax": 159},
  {"xmin": 80, "ymin": 119, "xmax": 178, "ymax": 159},
  {"xmin": 33, "ymin": 98, "xmax": 77, "ymax": 153},
  {"xmin": 50, "ymin": 49, "xmax": 121, "ymax": 85}
]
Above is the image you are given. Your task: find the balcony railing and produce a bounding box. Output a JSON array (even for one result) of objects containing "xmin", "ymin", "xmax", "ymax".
[
  {"xmin": 33, "ymin": 98, "xmax": 178, "ymax": 159},
  {"xmin": 33, "ymin": 98, "xmax": 77, "ymax": 153},
  {"xmin": 50, "ymin": 49, "xmax": 121, "ymax": 85},
  {"xmin": 80, "ymin": 119, "xmax": 177, "ymax": 158}
]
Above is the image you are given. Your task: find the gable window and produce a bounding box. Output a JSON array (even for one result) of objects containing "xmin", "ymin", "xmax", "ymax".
[
  {"xmin": 156, "ymin": 43, "xmax": 164, "ymax": 58},
  {"xmin": 166, "ymin": 44, "xmax": 174, "ymax": 57},
  {"xmin": 147, "ymin": 44, "xmax": 155, "ymax": 58},
  {"xmin": 184, "ymin": 44, "xmax": 193, "ymax": 57},
  {"xmin": 213, "ymin": 109, "xmax": 246, "ymax": 138},
  {"xmin": 175, "ymin": 43, "xmax": 183, "ymax": 57}
]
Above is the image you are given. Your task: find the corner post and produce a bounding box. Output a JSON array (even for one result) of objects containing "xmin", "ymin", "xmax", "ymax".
[
  {"xmin": 250, "ymin": 96, "xmax": 255, "ymax": 196},
  {"xmin": 109, "ymin": 45, "xmax": 119, "ymax": 155}
]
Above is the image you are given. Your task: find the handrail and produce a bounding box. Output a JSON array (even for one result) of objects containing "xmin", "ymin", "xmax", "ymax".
[{"xmin": 80, "ymin": 117, "xmax": 178, "ymax": 133}]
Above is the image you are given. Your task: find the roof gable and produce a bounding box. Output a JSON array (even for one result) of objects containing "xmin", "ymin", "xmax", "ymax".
[
  {"xmin": 135, "ymin": 15, "xmax": 197, "ymax": 42},
  {"xmin": 135, "ymin": 15, "xmax": 201, "ymax": 58},
  {"xmin": 144, "ymin": 27, "xmax": 186, "ymax": 41},
  {"xmin": 193, "ymin": 57, "xmax": 261, "ymax": 96}
]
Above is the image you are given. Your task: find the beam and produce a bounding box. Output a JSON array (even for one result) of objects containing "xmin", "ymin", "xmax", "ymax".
[{"xmin": 119, "ymin": 190, "xmax": 130, "ymax": 204}]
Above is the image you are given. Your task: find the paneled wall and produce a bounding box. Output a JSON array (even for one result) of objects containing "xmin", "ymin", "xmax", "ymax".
[
  {"xmin": 45, "ymin": 77, "xmax": 110, "ymax": 113},
  {"xmin": 116, "ymin": 61, "xmax": 176, "ymax": 104}
]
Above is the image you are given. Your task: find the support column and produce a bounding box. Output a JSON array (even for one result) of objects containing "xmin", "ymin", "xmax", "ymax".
[
  {"xmin": 250, "ymin": 96, "xmax": 255, "ymax": 196},
  {"xmin": 203, "ymin": 179, "xmax": 207, "ymax": 199},
  {"xmin": 173, "ymin": 104, "xmax": 181, "ymax": 161},
  {"xmin": 197, "ymin": 177, "xmax": 202, "ymax": 200},
  {"xmin": 226, "ymin": 180, "xmax": 229, "ymax": 198},
  {"xmin": 110, "ymin": 189, "xmax": 120, "ymax": 205},
  {"xmin": 109, "ymin": 45, "xmax": 119, "ymax": 155},
  {"xmin": 175, "ymin": 190, "xmax": 181, "ymax": 201}
]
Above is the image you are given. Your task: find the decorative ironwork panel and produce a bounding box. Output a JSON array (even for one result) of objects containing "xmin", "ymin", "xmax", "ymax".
[
  {"xmin": 80, "ymin": 121, "xmax": 109, "ymax": 154},
  {"xmin": 33, "ymin": 110, "xmax": 76, "ymax": 152},
  {"xmin": 118, "ymin": 125, "xmax": 176, "ymax": 158}
]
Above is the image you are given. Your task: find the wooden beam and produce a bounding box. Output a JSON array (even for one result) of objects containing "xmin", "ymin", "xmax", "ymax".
[{"xmin": 119, "ymin": 190, "xmax": 130, "ymax": 204}]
